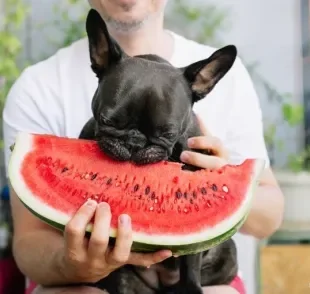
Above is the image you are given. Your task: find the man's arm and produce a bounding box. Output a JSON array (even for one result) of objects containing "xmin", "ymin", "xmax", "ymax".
[
  {"xmin": 9, "ymin": 183, "xmax": 71, "ymax": 286},
  {"xmin": 3, "ymin": 68, "xmax": 79, "ymax": 285}
]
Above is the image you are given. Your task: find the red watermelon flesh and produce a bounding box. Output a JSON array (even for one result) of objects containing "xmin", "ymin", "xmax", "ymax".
[{"xmin": 9, "ymin": 132, "xmax": 265, "ymax": 253}]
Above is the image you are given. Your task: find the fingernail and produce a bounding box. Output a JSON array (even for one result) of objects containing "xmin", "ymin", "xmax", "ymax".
[
  {"xmin": 173, "ymin": 254, "xmax": 179, "ymax": 258},
  {"xmin": 187, "ymin": 138, "xmax": 194, "ymax": 147},
  {"xmin": 119, "ymin": 214, "xmax": 131, "ymax": 227},
  {"xmin": 86, "ymin": 199, "xmax": 97, "ymax": 207},
  {"xmin": 180, "ymin": 151, "xmax": 189, "ymax": 162},
  {"xmin": 98, "ymin": 202, "xmax": 110, "ymax": 210}
]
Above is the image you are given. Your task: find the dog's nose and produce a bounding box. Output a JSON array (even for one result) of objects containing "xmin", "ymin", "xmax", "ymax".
[{"xmin": 126, "ymin": 130, "xmax": 147, "ymax": 151}]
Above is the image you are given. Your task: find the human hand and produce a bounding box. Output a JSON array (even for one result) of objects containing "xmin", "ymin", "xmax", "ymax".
[
  {"xmin": 180, "ymin": 116, "xmax": 229, "ymax": 169},
  {"xmin": 60, "ymin": 200, "xmax": 172, "ymax": 283}
]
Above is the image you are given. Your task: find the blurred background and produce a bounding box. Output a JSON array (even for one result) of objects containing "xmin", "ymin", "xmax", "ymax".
[{"xmin": 0, "ymin": 0, "xmax": 310, "ymax": 293}]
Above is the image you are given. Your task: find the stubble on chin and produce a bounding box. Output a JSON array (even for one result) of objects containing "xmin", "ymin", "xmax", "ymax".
[
  {"xmin": 92, "ymin": 0, "xmax": 165, "ymax": 33},
  {"xmin": 103, "ymin": 16, "xmax": 149, "ymax": 33},
  {"xmin": 102, "ymin": 6, "xmax": 152, "ymax": 33}
]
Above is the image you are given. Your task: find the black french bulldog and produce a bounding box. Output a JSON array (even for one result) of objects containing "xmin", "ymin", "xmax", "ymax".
[{"xmin": 79, "ymin": 9, "xmax": 238, "ymax": 294}]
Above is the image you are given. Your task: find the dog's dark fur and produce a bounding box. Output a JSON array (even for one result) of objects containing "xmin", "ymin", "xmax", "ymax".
[{"xmin": 79, "ymin": 9, "xmax": 239, "ymax": 294}]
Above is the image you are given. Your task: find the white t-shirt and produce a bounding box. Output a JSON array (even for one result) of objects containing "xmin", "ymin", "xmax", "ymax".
[{"xmin": 3, "ymin": 31, "xmax": 269, "ymax": 293}]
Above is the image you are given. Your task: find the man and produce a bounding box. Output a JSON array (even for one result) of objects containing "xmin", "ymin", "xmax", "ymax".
[{"xmin": 3, "ymin": 1, "xmax": 284, "ymax": 293}]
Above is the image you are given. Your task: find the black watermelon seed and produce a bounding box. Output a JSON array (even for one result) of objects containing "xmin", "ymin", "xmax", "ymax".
[
  {"xmin": 107, "ymin": 178, "xmax": 112, "ymax": 185},
  {"xmin": 176, "ymin": 190, "xmax": 182, "ymax": 199},
  {"xmin": 190, "ymin": 199, "xmax": 194, "ymax": 204},
  {"xmin": 61, "ymin": 167, "xmax": 69, "ymax": 173},
  {"xmin": 134, "ymin": 184, "xmax": 139, "ymax": 192},
  {"xmin": 211, "ymin": 184, "xmax": 217, "ymax": 191},
  {"xmin": 91, "ymin": 173, "xmax": 97, "ymax": 180},
  {"xmin": 145, "ymin": 186, "xmax": 151, "ymax": 195},
  {"xmin": 184, "ymin": 192, "xmax": 188, "ymax": 199},
  {"xmin": 192, "ymin": 191, "xmax": 197, "ymax": 199},
  {"xmin": 151, "ymin": 192, "xmax": 156, "ymax": 200},
  {"xmin": 201, "ymin": 187, "xmax": 207, "ymax": 195}
]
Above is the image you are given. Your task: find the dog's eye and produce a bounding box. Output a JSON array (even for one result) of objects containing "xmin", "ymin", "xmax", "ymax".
[
  {"xmin": 164, "ymin": 132, "xmax": 177, "ymax": 140},
  {"xmin": 100, "ymin": 115, "xmax": 113, "ymax": 126}
]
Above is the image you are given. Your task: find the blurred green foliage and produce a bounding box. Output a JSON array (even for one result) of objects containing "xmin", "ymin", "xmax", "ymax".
[{"xmin": 0, "ymin": 0, "xmax": 29, "ymax": 121}]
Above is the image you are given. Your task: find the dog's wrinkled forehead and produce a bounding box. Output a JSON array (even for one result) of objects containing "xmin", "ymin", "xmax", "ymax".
[{"xmin": 94, "ymin": 56, "xmax": 191, "ymax": 117}]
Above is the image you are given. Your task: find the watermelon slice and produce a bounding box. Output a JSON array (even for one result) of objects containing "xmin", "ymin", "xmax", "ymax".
[{"xmin": 8, "ymin": 132, "xmax": 265, "ymax": 255}]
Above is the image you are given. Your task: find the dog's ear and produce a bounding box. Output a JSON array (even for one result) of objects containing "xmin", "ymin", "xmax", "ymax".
[
  {"xmin": 86, "ymin": 9, "xmax": 125, "ymax": 78},
  {"xmin": 182, "ymin": 45, "xmax": 237, "ymax": 103}
]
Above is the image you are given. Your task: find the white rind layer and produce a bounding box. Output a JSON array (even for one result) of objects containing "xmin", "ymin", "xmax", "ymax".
[{"xmin": 9, "ymin": 132, "xmax": 265, "ymax": 246}]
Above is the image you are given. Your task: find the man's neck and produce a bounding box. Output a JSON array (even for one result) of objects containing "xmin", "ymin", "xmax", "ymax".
[{"xmin": 107, "ymin": 14, "xmax": 174, "ymax": 61}]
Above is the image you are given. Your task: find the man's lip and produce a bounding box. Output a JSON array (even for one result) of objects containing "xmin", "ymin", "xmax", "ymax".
[{"xmin": 108, "ymin": 0, "xmax": 137, "ymax": 6}]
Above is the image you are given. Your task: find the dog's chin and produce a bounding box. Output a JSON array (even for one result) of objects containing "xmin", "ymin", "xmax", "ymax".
[{"xmin": 98, "ymin": 137, "xmax": 169, "ymax": 164}]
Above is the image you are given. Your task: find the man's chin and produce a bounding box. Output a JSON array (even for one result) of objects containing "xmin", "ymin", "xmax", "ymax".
[
  {"xmin": 99, "ymin": 0, "xmax": 156, "ymax": 33},
  {"xmin": 103, "ymin": 11, "xmax": 151, "ymax": 33},
  {"xmin": 104, "ymin": 18, "xmax": 148, "ymax": 33}
]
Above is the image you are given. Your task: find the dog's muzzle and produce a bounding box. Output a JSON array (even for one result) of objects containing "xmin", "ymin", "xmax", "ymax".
[{"xmin": 97, "ymin": 134, "xmax": 169, "ymax": 165}]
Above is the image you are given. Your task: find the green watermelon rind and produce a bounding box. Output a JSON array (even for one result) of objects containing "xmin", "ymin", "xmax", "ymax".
[
  {"xmin": 8, "ymin": 132, "xmax": 264, "ymax": 254},
  {"xmin": 21, "ymin": 199, "xmax": 247, "ymax": 255}
]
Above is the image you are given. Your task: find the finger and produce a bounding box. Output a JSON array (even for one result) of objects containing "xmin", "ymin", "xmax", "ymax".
[
  {"xmin": 187, "ymin": 136, "xmax": 229, "ymax": 159},
  {"xmin": 195, "ymin": 115, "xmax": 210, "ymax": 136},
  {"xmin": 128, "ymin": 250, "xmax": 172, "ymax": 268},
  {"xmin": 87, "ymin": 202, "xmax": 111, "ymax": 260},
  {"xmin": 106, "ymin": 214, "xmax": 133, "ymax": 266},
  {"xmin": 64, "ymin": 199, "xmax": 97, "ymax": 255},
  {"xmin": 181, "ymin": 151, "xmax": 227, "ymax": 170}
]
